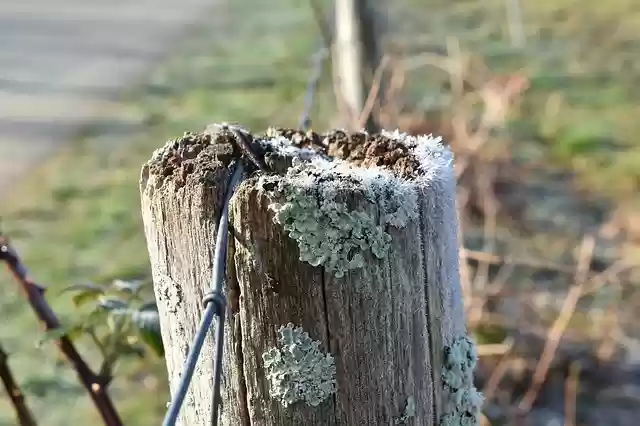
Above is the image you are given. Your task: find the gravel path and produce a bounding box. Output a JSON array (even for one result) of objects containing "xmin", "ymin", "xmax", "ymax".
[{"xmin": 0, "ymin": 0, "xmax": 218, "ymax": 198}]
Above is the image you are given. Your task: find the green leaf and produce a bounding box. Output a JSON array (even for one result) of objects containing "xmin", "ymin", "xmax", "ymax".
[
  {"xmin": 84, "ymin": 309, "xmax": 110, "ymax": 328},
  {"xmin": 36, "ymin": 327, "xmax": 73, "ymax": 347},
  {"xmin": 98, "ymin": 297, "xmax": 129, "ymax": 313},
  {"xmin": 36, "ymin": 328, "xmax": 66, "ymax": 347},
  {"xmin": 111, "ymin": 279, "xmax": 142, "ymax": 294},
  {"xmin": 106, "ymin": 312, "xmax": 130, "ymax": 335},
  {"xmin": 36, "ymin": 321, "xmax": 93, "ymax": 348},
  {"xmin": 60, "ymin": 283, "xmax": 105, "ymax": 307},
  {"xmin": 65, "ymin": 324, "xmax": 88, "ymax": 341},
  {"xmin": 115, "ymin": 342, "xmax": 147, "ymax": 359},
  {"xmin": 72, "ymin": 290, "xmax": 104, "ymax": 307},
  {"xmin": 132, "ymin": 305, "xmax": 164, "ymax": 357},
  {"xmin": 60, "ymin": 283, "xmax": 104, "ymax": 294},
  {"xmin": 139, "ymin": 329, "xmax": 164, "ymax": 357}
]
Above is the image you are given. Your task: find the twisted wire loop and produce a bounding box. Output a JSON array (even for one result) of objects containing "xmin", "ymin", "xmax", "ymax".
[{"xmin": 162, "ymin": 124, "xmax": 258, "ymax": 426}]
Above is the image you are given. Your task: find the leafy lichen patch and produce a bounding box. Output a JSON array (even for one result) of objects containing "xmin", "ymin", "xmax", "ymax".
[
  {"xmin": 440, "ymin": 335, "xmax": 484, "ymax": 426},
  {"xmin": 262, "ymin": 323, "xmax": 336, "ymax": 408},
  {"xmin": 259, "ymin": 152, "xmax": 421, "ymax": 277}
]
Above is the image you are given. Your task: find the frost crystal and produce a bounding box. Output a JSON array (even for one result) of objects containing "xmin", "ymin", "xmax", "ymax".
[
  {"xmin": 262, "ymin": 323, "xmax": 336, "ymax": 407},
  {"xmin": 262, "ymin": 135, "xmax": 318, "ymax": 162},
  {"xmin": 440, "ymin": 336, "xmax": 484, "ymax": 426},
  {"xmin": 380, "ymin": 129, "xmax": 453, "ymax": 184}
]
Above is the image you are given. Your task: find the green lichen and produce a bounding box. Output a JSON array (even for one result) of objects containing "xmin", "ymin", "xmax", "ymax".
[
  {"xmin": 440, "ymin": 335, "xmax": 484, "ymax": 426},
  {"xmin": 262, "ymin": 323, "xmax": 336, "ymax": 408},
  {"xmin": 394, "ymin": 396, "xmax": 416, "ymax": 424},
  {"xmin": 260, "ymin": 143, "xmax": 420, "ymax": 278},
  {"xmin": 269, "ymin": 178, "xmax": 391, "ymax": 277}
]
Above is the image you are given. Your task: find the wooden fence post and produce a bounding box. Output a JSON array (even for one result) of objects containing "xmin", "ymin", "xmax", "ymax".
[
  {"xmin": 333, "ymin": 0, "xmax": 383, "ymax": 133},
  {"xmin": 139, "ymin": 126, "xmax": 483, "ymax": 425}
]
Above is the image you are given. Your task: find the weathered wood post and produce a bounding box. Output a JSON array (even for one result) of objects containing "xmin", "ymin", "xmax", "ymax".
[{"xmin": 140, "ymin": 126, "xmax": 483, "ymax": 425}]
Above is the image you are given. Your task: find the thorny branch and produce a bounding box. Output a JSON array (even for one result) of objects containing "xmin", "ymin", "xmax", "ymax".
[
  {"xmin": 0, "ymin": 235, "xmax": 123, "ymax": 426},
  {"xmin": 0, "ymin": 344, "xmax": 37, "ymax": 426}
]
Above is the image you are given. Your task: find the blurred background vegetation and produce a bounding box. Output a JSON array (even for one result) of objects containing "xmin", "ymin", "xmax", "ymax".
[{"xmin": 1, "ymin": 0, "xmax": 640, "ymax": 424}]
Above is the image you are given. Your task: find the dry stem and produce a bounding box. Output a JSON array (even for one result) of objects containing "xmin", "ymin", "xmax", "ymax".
[
  {"xmin": 0, "ymin": 344, "xmax": 38, "ymax": 426},
  {"xmin": 0, "ymin": 235, "xmax": 123, "ymax": 426}
]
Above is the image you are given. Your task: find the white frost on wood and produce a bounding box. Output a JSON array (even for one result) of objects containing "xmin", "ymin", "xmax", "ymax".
[
  {"xmin": 261, "ymin": 134, "xmax": 319, "ymax": 163},
  {"xmin": 382, "ymin": 130, "xmax": 467, "ymax": 343}
]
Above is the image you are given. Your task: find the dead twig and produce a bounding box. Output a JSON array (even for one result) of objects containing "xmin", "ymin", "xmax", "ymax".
[
  {"xmin": 0, "ymin": 344, "xmax": 38, "ymax": 426},
  {"xmin": 466, "ymin": 164, "xmax": 500, "ymax": 327},
  {"xmin": 377, "ymin": 54, "xmax": 407, "ymax": 127},
  {"xmin": 457, "ymin": 190, "xmax": 474, "ymax": 312},
  {"xmin": 356, "ymin": 55, "xmax": 390, "ymax": 129},
  {"xmin": 481, "ymin": 341, "xmax": 515, "ymax": 402},
  {"xmin": 0, "ymin": 235, "xmax": 123, "ymax": 426},
  {"xmin": 517, "ymin": 235, "xmax": 595, "ymax": 413},
  {"xmin": 564, "ymin": 361, "xmax": 581, "ymax": 426},
  {"xmin": 477, "ymin": 338, "xmax": 514, "ymax": 358},
  {"xmin": 461, "ymin": 249, "xmax": 586, "ymax": 276}
]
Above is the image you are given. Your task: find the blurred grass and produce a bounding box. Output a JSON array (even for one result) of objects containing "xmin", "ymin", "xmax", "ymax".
[
  {"xmin": 0, "ymin": 0, "xmax": 332, "ymax": 424},
  {"xmin": 387, "ymin": 0, "xmax": 640, "ymax": 202}
]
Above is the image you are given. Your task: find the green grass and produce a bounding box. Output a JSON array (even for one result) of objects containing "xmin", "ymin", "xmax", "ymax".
[{"xmin": 0, "ymin": 0, "xmax": 333, "ymax": 424}]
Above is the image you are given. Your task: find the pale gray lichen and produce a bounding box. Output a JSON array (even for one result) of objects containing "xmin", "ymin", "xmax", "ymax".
[
  {"xmin": 440, "ymin": 335, "xmax": 484, "ymax": 426},
  {"xmin": 394, "ymin": 396, "xmax": 416, "ymax": 424},
  {"xmin": 259, "ymin": 134, "xmax": 426, "ymax": 278},
  {"xmin": 262, "ymin": 323, "xmax": 336, "ymax": 408},
  {"xmin": 266, "ymin": 166, "xmax": 391, "ymax": 277}
]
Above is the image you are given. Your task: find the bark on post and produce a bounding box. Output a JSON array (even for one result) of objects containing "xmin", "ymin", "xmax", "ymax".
[{"xmin": 140, "ymin": 127, "xmax": 483, "ymax": 426}]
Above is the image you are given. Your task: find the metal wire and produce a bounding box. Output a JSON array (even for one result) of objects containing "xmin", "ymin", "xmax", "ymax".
[
  {"xmin": 298, "ymin": 46, "xmax": 329, "ymax": 131},
  {"xmin": 298, "ymin": 0, "xmax": 333, "ymax": 131},
  {"xmin": 161, "ymin": 160, "xmax": 244, "ymax": 426}
]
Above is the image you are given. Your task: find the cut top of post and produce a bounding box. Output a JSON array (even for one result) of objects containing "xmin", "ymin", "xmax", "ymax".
[{"xmin": 141, "ymin": 126, "xmax": 454, "ymax": 192}]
